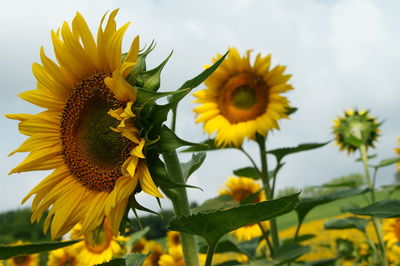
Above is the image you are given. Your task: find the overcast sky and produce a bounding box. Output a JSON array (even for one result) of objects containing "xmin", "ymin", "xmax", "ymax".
[{"xmin": 0, "ymin": 0, "xmax": 399, "ymax": 213}]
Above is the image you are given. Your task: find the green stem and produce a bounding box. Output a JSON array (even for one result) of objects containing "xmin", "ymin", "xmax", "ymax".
[
  {"xmin": 258, "ymin": 223, "xmax": 273, "ymax": 257},
  {"xmin": 239, "ymin": 147, "xmax": 262, "ymax": 177},
  {"xmin": 205, "ymin": 243, "xmax": 217, "ymax": 266},
  {"xmin": 162, "ymin": 151, "xmax": 199, "ymax": 266},
  {"xmin": 359, "ymin": 145, "xmax": 388, "ymax": 266},
  {"xmin": 171, "ymin": 107, "xmax": 177, "ymax": 132},
  {"xmin": 256, "ymin": 134, "xmax": 280, "ymax": 250}
]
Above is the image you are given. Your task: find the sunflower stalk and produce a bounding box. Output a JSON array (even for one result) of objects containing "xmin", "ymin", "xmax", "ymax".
[
  {"xmin": 256, "ymin": 134, "xmax": 280, "ymax": 251},
  {"xmin": 359, "ymin": 144, "xmax": 388, "ymax": 265},
  {"xmin": 162, "ymin": 151, "xmax": 200, "ymax": 266}
]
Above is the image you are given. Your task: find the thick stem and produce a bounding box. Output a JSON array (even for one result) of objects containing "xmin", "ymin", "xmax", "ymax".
[
  {"xmin": 256, "ymin": 135, "xmax": 280, "ymax": 250},
  {"xmin": 359, "ymin": 145, "xmax": 388, "ymax": 265},
  {"xmin": 162, "ymin": 151, "xmax": 199, "ymax": 266}
]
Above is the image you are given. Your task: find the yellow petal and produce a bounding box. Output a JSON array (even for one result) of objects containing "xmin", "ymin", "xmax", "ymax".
[{"xmin": 137, "ymin": 162, "xmax": 163, "ymax": 198}]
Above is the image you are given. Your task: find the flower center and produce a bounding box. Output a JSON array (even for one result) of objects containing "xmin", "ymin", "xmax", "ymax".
[
  {"xmin": 218, "ymin": 73, "xmax": 269, "ymax": 123},
  {"xmin": 13, "ymin": 255, "xmax": 30, "ymax": 265},
  {"xmin": 60, "ymin": 72, "xmax": 134, "ymax": 192}
]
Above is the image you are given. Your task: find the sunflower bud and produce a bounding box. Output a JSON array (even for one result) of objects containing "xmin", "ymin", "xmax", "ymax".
[{"xmin": 332, "ymin": 109, "xmax": 381, "ymax": 153}]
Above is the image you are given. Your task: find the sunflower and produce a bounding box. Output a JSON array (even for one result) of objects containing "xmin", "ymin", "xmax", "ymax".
[
  {"xmin": 47, "ymin": 245, "xmax": 79, "ymax": 266},
  {"xmin": 332, "ymin": 109, "xmax": 380, "ymax": 153},
  {"xmin": 6, "ymin": 9, "xmax": 163, "ymax": 239},
  {"xmin": 159, "ymin": 246, "xmax": 185, "ymax": 266},
  {"xmin": 395, "ymin": 137, "xmax": 400, "ymax": 171},
  {"xmin": 193, "ymin": 48, "xmax": 293, "ymax": 147},
  {"xmin": 71, "ymin": 221, "xmax": 125, "ymax": 266},
  {"xmin": 142, "ymin": 240, "xmax": 165, "ymax": 266},
  {"xmin": 219, "ymin": 176, "xmax": 269, "ymax": 241},
  {"xmin": 383, "ymin": 218, "xmax": 400, "ymax": 248},
  {"xmin": 166, "ymin": 231, "xmax": 180, "ymax": 247},
  {"xmin": 6, "ymin": 241, "xmax": 39, "ymax": 266}
]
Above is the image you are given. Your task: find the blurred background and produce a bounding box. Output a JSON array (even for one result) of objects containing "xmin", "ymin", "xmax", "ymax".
[{"xmin": 0, "ymin": 0, "xmax": 399, "ymax": 239}]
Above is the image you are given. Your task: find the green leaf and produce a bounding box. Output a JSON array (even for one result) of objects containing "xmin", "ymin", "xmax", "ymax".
[
  {"xmin": 296, "ymin": 188, "xmax": 369, "ymax": 224},
  {"xmin": 169, "ymin": 193, "xmax": 300, "ymax": 246},
  {"xmin": 273, "ymin": 242, "xmax": 311, "ymax": 264},
  {"xmin": 321, "ymin": 181, "xmax": 358, "ymax": 189},
  {"xmin": 347, "ymin": 199, "xmax": 400, "ymax": 218},
  {"xmin": 182, "ymin": 139, "xmax": 235, "ymax": 152},
  {"xmin": 282, "ymin": 234, "xmax": 316, "ymax": 245},
  {"xmin": 0, "ymin": 240, "xmax": 80, "ymax": 260},
  {"xmin": 157, "ymin": 125, "xmax": 207, "ymax": 152},
  {"xmin": 240, "ymin": 190, "xmax": 263, "ymax": 205},
  {"xmin": 372, "ymin": 157, "xmax": 400, "ymax": 169},
  {"xmin": 267, "ymin": 142, "xmax": 330, "ymax": 162},
  {"xmin": 125, "ymin": 253, "xmax": 148, "ymax": 266},
  {"xmin": 136, "ymin": 88, "xmax": 190, "ymax": 106},
  {"xmin": 233, "ymin": 167, "xmax": 261, "ymax": 180},
  {"xmin": 355, "ymin": 154, "xmax": 377, "ymax": 162},
  {"xmin": 304, "ymin": 258, "xmax": 337, "ymax": 266},
  {"xmin": 191, "ymin": 195, "xmax": 238, "ymax": 214},
  {"xmin": 181, "ymin": 152, "xmax": 206, "ymax": 182},
  {"xmin": 141, "ymin": 51, "xmax": 173, "ymax": 92},
  {"xmin": 197, "ymin": 235, "xmax": 251, "ymax": 258},
  {"xmin": 237, "ymin": 238, "xmax": 261, "ymax": 259},
  {"xmin": 324, "ymin": 217, "xmax": 369, "ymax": 232}
]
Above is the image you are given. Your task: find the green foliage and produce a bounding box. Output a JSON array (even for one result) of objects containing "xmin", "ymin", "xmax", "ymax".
[
  {"xmin": 192, "ymin": 195, "xmax": 238, "ymax": 214},
  {"xmin": 126, "ymin": 210, "xmax": 175, "ymax": 239},
  {"xmin": 157, "ymin": 125, "xmax": 206, "ymax": 152},
  {"xmin": 0, "ymin": 240, "xmax": 80, "ymax": 260},
  {"xmin": 296, "ymin": 188, "xmax": 369, "ymax": 224},
  {"xmin": 273, "ymin": 242, "xmax": 311, "ymax": 264},
  {"xmin": 197, "ymin": 235, "xmax": 251, "ymax": 258},
  {"xmin": 169, "ymin": 193, "xmax": 300, "ymax": 247},
  {"xmin": 324, "ymin": 217, "xmax": 370, "ymax": 232},
  {"xmin": 180, "ymin": 152, "xmax": 206, "ymax": 182},
  {"xmin": 348, "ymin": 199, "xmax": 400, "ymax": 218},
  {"xmin": 371, "ymin": 157, "xmax": 400, "ymax": 169},
  {"xmin": 267, "ymin": 142, "xmax": 330, "ymax": 162},
  {"xmin": 182, "ymin": 139, "xmax": 235, "ymax": 152},
  {"xmin": 0, "ymin": 208, "xmax": 49, "ymax": 244},
  {"xmin": 125, "ymin": 253, "xmax": 148, "ymax": 265},
  {"xmin": 96, "ymin": 258, "xmax": 126, "ymax": 265},
  {"xmin": 233, "ymin": 167, "xmax": 261, "ymax": 179}
]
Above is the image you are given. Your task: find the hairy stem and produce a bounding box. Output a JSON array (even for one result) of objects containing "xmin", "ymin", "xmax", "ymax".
[{"xmin": 162, "ymin": 151, "xmax": 199, "ymax": 266}]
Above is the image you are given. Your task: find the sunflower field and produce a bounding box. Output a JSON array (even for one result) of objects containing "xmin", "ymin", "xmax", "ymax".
[{"xmin": 1, "ymin": 4, "xmax": 400, "ymax": 266}]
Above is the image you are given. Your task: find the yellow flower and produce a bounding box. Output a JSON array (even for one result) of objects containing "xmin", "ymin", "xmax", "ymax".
[
  {"xmin": 166, "ymin": 231, "xmax": 181, "ymax": 248},
  {"xmin": 71, "ymin": 221, "xmax": 124, "ymax": 266},
  {"xmin": 193, "ymin": 48, "xmax": 293, "ymax": 147},
  {"xmin": 142, "ymin": 240, "xmax": 165, "ymax": 266},
  {"xmin": 383, "ymin": 218, "xmax": 400, "ymax": 248},
  {"xmin": 332, "ymin": 108, "xmax": 380, "ymax": 153},
  {"xmin": 47, "ymin": 245, "xmax": 79, "ymax": 266},
  {"xmin": 6, "ymin": 9, "xmax": 163, "ymax": 239},
  {"xmin": 6, "ymin": 241, "xmax": 39, "ymax": 266},
  {"xmin": 395, "ymin": 137, "xmax": 400, "ymax": 171},
  {"xmin": 219, "ymin": 177, "xmax": 269, "ymax": 241}
]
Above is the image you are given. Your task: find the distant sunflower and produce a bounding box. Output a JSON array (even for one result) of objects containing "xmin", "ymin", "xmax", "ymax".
[
  {"xmin": 6, "ymin": 241, "xmax": 39, "ymax": 266},
  {"xmin": 193, "ymin": 48, "xmax": 293, "ymax": 147},
  {"xmin": 219, "ymin": 177, "xmax": 269, "ymax": 241},
  {"xmin": 395, "ymin": 137, "xmax": 400, "ymax": 171},
  {"xmin": 332, "ymin": 109, "xmax": 380, "ymax": 153},
  {"xmin": 142, "ymin": 240, "xmax": 165, "ymax": 266},
  {"xmin": 71, "ymin": 221, "xmax": 125, "ymax": 266},
  {"xmin": 166, "ymin": 231, "xmax": 180, "ymax": 247},
  {"xmin": 7, "ymin": 9, "xmax": 162, "ymax": 239},
  {"xmin": 383, "ymin": 218, "xmax": 400, "ymax": 248},
  {"xmin": 47, "ymin": 245, "xmax": 79, "ymax": 266}
]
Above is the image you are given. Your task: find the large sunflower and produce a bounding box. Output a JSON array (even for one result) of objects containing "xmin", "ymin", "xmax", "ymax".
[
  {"xmin": 193, "ymin": 48, "xmax": 293, "ymax": 147},
  {"xmin": 219, "ymin": 177, "xmax": 269, "ymax": 241},
  {"xmin": 7, "ymin": 9, "xmax": 162, "ymax": 239},
  {"xmin": 332, "ymin": 109, "xmax": 380, "ymax": 153}
]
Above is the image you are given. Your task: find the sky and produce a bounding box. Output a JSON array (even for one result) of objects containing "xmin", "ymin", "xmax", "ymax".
[{"xmin": 0, "ymin": 0, "xmax": 399, "ymax": 214}]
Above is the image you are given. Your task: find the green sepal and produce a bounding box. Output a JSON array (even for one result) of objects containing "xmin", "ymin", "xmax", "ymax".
[
  {"xmin": 127, "ymin": 41, "xmax": 156, "ymax": 83},
  {"xmin": 0, "ymin": 240, "xmax": 81, "ymax": 260},
  {"xmin": 157, "ymin": 125, "xmax": 207, "ymax": 152},
  {"xmin": 147, "ymin": 153, "xmax": 202, "ymax": 191},
  {"xmin": 168, "ymin": 193, "xmax": 300, "ymax": 247},
  {"xmin": 233, "ymin": 167, "xmax": 261, "ymax": 179},
  {"xmin": 181, "ymin": 152, "xmax": 206, "ymax": 182},
  {"xmin": 139, "ymin": 51, "xmax": 173, "ymax": 92},
  {"xmin": 286, "ymin": 107, "xmax": 298, "ymax": 116},
  {"xmin": 135, "ymin": 87, "xmax": 191, "ymax": 106},
  {"xmin": 129, "ymin": 194, "xmax": 160, "ymax": 217}
]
